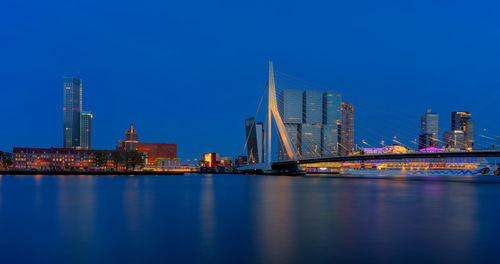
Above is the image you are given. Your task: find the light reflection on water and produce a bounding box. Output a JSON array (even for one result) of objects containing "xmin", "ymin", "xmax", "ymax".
[{"xmin": 0, "ymin": 174, "xmax": 498, "ymax": 263}]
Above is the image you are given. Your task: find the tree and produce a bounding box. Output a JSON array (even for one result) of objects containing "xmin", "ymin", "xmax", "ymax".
[
  {"xmin": 2, "ymin": 159, "xmax": 13, "ymax": 169},
  {"xmin": 111, "ymin": 150, "xmax": 125, "ymax": 170},
  {"xmin": 126, "ymin": 150, "xmax": 144, "ymax": 170},
  {"xmin": 92, "ymin": 151, "xmax": 108, "ymax": 168}
]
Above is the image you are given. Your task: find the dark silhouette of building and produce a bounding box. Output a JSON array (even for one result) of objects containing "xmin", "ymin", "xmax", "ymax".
[{"xmin": 338, "ymin": 102, "xmax": 354, "ymax": 156}]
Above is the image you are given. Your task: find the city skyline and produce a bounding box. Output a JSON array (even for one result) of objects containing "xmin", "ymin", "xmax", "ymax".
[{"xmin": 1, "ymin": 0, "xmax": 499, "ymax": 160}]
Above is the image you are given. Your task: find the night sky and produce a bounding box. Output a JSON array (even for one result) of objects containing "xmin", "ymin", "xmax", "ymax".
[{"xmin": 1, "ymin": 0, "xmax": 499, "ymax": 160}]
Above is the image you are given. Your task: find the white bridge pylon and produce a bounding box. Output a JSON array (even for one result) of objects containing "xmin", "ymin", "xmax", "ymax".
[
  {"xmin": 238, "ymin": 61, "xmax": 297, "ymax": 172},
  {"xmin": 267, "ymin": 61, "xmax": 297, "ymax": 165}
]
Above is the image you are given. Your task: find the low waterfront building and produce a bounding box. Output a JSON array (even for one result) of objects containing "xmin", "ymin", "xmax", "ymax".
[
  {"xmin": 118, "ymin": 124, "xmax": 177, "ymax": 165},
  {"xmin": 12, "ymin": 147, "xmax": 116, "ymax": 170},
  {"xmin": 201, "ymin": 153, "xmax": 219, "ymax": 168}
]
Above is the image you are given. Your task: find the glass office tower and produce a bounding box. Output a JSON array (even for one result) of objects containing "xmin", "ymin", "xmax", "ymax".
[
  {"xmin": 418, "ymin": 109, "xmax": 439, "ymax": 149},
  {"xmin": 301, "ymin": 90, "xmax": 323, "ymax": 158},
  {"xmin": 80, "ymin": 111, "xmax": 93, "ymax": 150},
  {"xmin": 322, "ymin": 91, "xmax": 342, "ymax": 155},
  {"xmin": 278, "ymin": 89, "xmax": 303, "ymax": 159},
  {"xmin": 303, "ymin": 90, "xmax": 323, "ymax": 124},
  {"xmin": 63, "ymin": 77, "xmax": 82, "ymax": 148}
]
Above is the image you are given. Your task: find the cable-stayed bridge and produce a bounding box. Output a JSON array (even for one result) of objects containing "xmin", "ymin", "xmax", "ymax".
[{"xmin": 239, "ymin": 62, "xmax": 500, "ymax": 174}]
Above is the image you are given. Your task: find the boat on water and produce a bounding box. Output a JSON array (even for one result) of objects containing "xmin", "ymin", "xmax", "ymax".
[{"xmin": 342, "ymin": 165, "xmax": 499, "ymax": 176}]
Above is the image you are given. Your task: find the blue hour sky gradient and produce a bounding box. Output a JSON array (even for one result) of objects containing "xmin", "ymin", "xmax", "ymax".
[{"xmin": 1, "ymin": 0, "xmax": 499, "ymax": 160}]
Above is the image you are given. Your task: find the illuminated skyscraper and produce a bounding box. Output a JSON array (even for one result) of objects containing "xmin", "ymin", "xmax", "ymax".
[
  {"xmin": 451, "ymin": 111, "xmax": 475, "ymax": 149},
  {"xmin": 418, "ymin": 109, "xmax": 439, "ymax": 149},
  {"xmin": 338, "ymin": 102, "xmax": 354, "ymax": 156},
  {"xmin": 80, "ymin": 111, "xmax": 93, "ymax": 150},
  {"xmin": 63, "ymin": 77, "xmax": 82, "ymax": 148}
]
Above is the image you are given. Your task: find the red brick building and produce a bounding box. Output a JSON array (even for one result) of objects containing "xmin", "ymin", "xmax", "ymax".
[{"xmin": 137, "ymin": 143, "xmax": 177, "ymax": 165}]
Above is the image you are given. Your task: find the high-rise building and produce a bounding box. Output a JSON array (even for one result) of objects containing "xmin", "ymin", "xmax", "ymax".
[
  {"xmin": 80, "ymin": 111, "xmax": 93, "ymax": 150},
  {"xmin": 339, "ymin": 102, "xmax": 354, "ymax": 156},
  {"xmin": 322, "ymin": 91, "xmax": 342, "ymax": 156},
  {"xmin": 303, "ymin": 90, "xmax": 323, "ymax": 124},
  {"xmin": 451, "ymin": 111, "xmax": 475, "ymax": 149},
  {"xmin": 443, "ymin": 130, "xmax": 465, "ymax": 150},
  {"xmin": 301, "ymin": 90, "xmax": 323, "ymax": 158},
  {"xmin": 279, "ymin": 89, "xmax": 303, "ymax": 124},
  {"xmin": 278, "ymin": 89, "xmax": 303, "ymax": 159},
  {"xmin": 63, "ymin": 77, "xmax": 82, "ymax": 148},
  {"xmin": 245, "ymin": 117, "xmax": 264, "ymax": 163},
  {"xmin": 301, "ymin": 124, "xmax": 322, "ymax": 158},
  {"xmin": 277, "ymin": 89, "xmax": 345, "ymax": 159},
  {"xmin": 125, "ymin": 124, "xmax": 139, "ymax": 151},
  {"xmin": 418, "ymin": 109, "xmax": 439, "ymax": 149}
]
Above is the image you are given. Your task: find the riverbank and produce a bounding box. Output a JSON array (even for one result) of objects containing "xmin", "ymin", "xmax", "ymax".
[{"xmin": 0, "ymin": 170, "xmax": 184, "ymax": 176}]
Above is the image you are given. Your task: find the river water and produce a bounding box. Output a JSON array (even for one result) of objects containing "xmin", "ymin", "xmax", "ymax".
[{"xmin": 0, "ymin": 173, "xmax": 499, "ymax": 263}]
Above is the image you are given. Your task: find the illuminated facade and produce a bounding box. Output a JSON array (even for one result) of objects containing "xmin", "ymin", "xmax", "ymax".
[
  {"xmin": 451, "ymin": 111, "xmax": 474, "ymax": 149},
  {"xmin": 136, "ymin": 143, "xmax": 177, "ymax": 165},
  {"xmin": 118, "ymin": 124, "xmax": 177, "ymax": 165},
  {"xmin": 339, "ymin": 102, "xmax": 354, "ymax": 156},
  {"xmin": 12, "ymin": 147, "xmax": 115, "ymax": 170},
  {"xmin": 63, "ymin": 77, "xmax": 82, "ymax": 148},
  {"xmin": 80, "ymin": 111, "xmax": 92, "ymax": 150},
  {"xmin": 124, "ymin": 124, "xmax": 139, "ymax": 151},
  {"xmin": 202, "ymin": 153, "xmax": 219, "ymax": 168},
  {"xmin": 443, "ymin": 130, "xmax": 465, "ymax": 150}
]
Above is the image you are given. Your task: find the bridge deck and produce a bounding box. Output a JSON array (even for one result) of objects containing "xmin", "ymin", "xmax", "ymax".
[{"xmin": 273, "ymin": 151, "xmax": 500, "ymax": 165}]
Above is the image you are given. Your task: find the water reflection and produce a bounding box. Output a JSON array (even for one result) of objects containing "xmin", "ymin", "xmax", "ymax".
[
  {"xmin": 0, "ymin": 174, "xmax": 496, "ymax": 263},
  {"xmin": 255, "ymin": 176, "xmax": 296, "ymax": 263},
  {"xmin": 57, "ymin": 175, "xmax": 96, "ymax": 260},
  {"xmin": 200, "ymin": 176, "xmax": 217, "ymax": 260}
]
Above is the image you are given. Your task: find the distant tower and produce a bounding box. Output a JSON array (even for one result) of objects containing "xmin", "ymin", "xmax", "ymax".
[
  {"xmin": 80, "ymin": 111, "xmax": 93, "ymax": 150},
  {"xmin": 451, "ymin": 111, "xmax": 475, "ymax": 150},
  {"xmin": 338, "ymin": 102, "xmax": 354, "ymax": 156},
  {"xmin": 63, "ymin": 77, "xmax": 82, "ymax": 148},
  {"xmin": 125, "ymin": 124, "xmax": 139, "ymax": 151},
  {"xmin": 418, "ymin": 109, "xmax": 439, "ymax": 150}
]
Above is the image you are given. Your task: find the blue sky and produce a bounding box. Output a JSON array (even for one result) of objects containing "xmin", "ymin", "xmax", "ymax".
[{"xmin": 1, "ymin": 0, "xmax": 499, "ymax": 160}]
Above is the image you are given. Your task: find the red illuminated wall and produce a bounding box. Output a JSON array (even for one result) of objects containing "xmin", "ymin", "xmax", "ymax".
[{"xmin": 137, "ymin": 143, "xmax": 177, "ymax": 165}]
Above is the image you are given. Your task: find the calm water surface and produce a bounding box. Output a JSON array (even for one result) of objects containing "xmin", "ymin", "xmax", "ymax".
[{"xmin": 0, "ymin": 173, "xmax": 499, "ymax": 263}]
